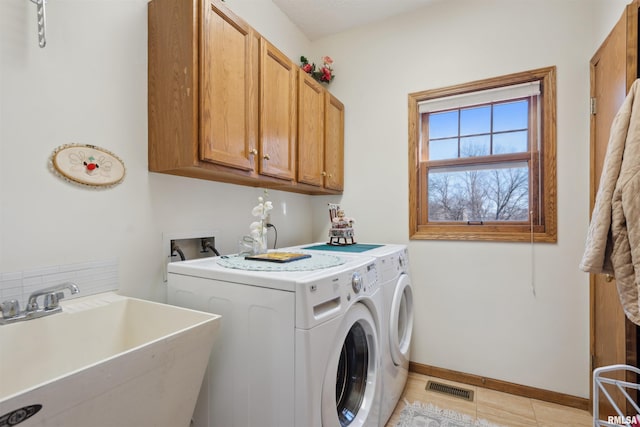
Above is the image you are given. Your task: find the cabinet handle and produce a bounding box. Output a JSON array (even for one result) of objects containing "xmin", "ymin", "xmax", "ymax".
[
  {"xmin": 263, "ymin": 154, "xmax": 270, "ymax": 160},
  {"xmin": 605, "ymin": 274, "xmax": 613, "ymax": 282},
  {"xmin": 249, "ymin": 148, "xmax": 258, "ymax": 156},
  {"xmin": 321, "ymin": 171, "xmax": 327, "ymax": 176}
]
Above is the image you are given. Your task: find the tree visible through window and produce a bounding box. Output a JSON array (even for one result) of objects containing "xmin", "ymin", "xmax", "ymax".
[
  {"xmin": 408, "ymin": 67, "xmax": 557, "ymax": 242},
  {"xmin": 428, "ymin": 99, "xmax": 531, "ymax": 222}
]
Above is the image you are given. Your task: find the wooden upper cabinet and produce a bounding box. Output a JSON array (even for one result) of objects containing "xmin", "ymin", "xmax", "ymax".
[
  {"xmin": 200, "ymin": 1, "xmax": 258, "ymax": 172},
  {"xmin": 297, "ymin": 71, "xmax": 345, "ymax": 192},
  {"xmin": 148, "ymin": 0, "xmax": 342, "ymax": 194},
  {"xmin": 148, "ymin": 0, "xmax": 200, "ymax": 172},
  {"xmin": 297, "ymin": 70, "xmax": 325, "ymax": 187},
  {"xmin": 259, "ymin": 39, "xmax": 297, "ymax": 181},
  {"xmin": 148, "ymin": 0, "xmax": 259, "ymax": 179},
  {"xmin": 324, "ymin": 92, "xmax": 345, "ymax": 191}
]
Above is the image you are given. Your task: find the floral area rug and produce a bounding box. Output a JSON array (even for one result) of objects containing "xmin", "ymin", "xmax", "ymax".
[{"xmin": 395, "ymin": 402, "xmax": 506, "ymax": 427}]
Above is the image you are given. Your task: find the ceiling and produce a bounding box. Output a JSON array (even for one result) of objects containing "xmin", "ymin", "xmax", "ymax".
[{"xmin": 271, "ymin": 0, "xmax": 439, "ymax": 40}]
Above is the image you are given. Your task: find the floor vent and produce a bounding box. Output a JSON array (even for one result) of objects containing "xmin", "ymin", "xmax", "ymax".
[{"xmin": 425, "ymin": 380, "xmax": 474, "ymax": 402}]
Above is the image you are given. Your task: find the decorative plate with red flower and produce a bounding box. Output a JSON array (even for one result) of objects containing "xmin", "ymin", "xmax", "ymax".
[{"xmin": 50, "ymin": 143, "xmax": 125, "ymax": 188}]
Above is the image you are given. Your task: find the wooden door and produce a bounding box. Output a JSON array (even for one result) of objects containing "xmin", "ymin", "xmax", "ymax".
[
  {"xmin": 297, "ymin": 70, "xmax": 325, "ymax": 187},
  {"xmin": 324, "ymin": 93, "xmax": 345, "ymax": 191},
  {"xmin": 590, "ymin": 0, "xmax": 639, "ymax": 415},
  {"xmin": 259, "ymin": 39, "xmax": 297, "ymax": 181},
  {"xmin": 200, "ymin": 0, "xmax": 259, "ymax": 171}
]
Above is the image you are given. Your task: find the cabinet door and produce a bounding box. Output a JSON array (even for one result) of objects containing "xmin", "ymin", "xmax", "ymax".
[
  {"xmin": 200, "ymin": 1, "xmax": 259, "ymax": 171},
  {"xmin": 297, "ymin": 70, "xmax": 325, "ymax": 187},
  {"xmin": 324, "ymin": 93, "xmax": 344, "ymax": 191},
  {"xmin": 260, "ymin": 39, "xmax": 297, "ymax": 181}
]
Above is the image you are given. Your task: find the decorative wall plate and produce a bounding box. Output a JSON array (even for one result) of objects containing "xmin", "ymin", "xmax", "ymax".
[{"xmin": 50, "ymin": 144, "xmax": 125, "ymax": 187}]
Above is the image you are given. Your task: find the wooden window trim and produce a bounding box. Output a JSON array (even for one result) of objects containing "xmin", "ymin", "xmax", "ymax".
[{"xmin": 408, "ymin": 66, "xmax": 557, "ymax": 243}]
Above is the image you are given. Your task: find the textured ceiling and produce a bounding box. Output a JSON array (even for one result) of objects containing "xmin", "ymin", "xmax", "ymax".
[{"xmin": 271, "ymin": 0, "xmax": 439, "ymax": 40}]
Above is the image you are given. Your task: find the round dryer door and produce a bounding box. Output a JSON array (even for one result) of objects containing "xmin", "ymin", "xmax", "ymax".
[
  {"xmin": 321, "ymin": 303, "xmax": 379, "ymax": 427},
  {"xmin": 390, "ymin": 274, "xmax": 414, "ymax": 366}
]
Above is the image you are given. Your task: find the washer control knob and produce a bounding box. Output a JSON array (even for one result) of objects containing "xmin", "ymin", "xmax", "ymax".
[{"xmin": 352, "ymin": 272, "xmax": 363, "ymax": 294}]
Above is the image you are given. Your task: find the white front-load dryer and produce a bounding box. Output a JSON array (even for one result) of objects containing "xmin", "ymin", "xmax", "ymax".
[
  {"xmin": 378, "ymin": 251, "xmax": 413, "ymax": 426},
  {"xmin": 282, "ymin": 243, "xmax": 414, "ymax": 427},
  {"xmin": 167, "ymin": 252, "xmax": 382, "ymax": 427}
]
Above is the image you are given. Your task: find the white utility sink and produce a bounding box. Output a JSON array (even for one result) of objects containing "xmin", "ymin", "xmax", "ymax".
[{"xmin": 0, "ymin": 291, "xmax": 220, "ymax": 427}]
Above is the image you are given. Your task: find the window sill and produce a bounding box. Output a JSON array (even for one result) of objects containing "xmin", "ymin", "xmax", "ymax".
[{"xmin": 410, "ymin": 225, "xmax": 557, "ymax": 243}]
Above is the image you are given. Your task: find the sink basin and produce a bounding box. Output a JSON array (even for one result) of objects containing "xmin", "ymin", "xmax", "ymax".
[{"xmin": 0, "ymin": 292, "xmax": 220, "ymax": 426}]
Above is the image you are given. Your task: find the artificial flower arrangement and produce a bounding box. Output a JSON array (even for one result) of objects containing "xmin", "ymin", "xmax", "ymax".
[
  {"xmin": 248, "ymin": 190, "xmax": 273, "ymax": 254},
  {"xmin": 300, "ymin": 55, "xmax": 335, "ymax": 84}
]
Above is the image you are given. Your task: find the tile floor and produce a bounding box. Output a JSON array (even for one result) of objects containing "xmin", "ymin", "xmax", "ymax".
[{"xmin": 385, "ymin": 372, "xmax": 594, "ymax": 427}]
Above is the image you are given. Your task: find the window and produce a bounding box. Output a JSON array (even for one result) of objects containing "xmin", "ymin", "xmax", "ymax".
[{"xmin": 408, "ymin": 67, "xmax": 557, "ymax": 242}]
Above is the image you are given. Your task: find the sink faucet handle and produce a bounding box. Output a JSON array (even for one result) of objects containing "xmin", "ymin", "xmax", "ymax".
[
  {"xmin": 44, "ymin": 292, "xmax": 65, "ymax": 310},
  {"xmin": 1, "ymin": 300, "xmax": 20, "ymax": 319}
]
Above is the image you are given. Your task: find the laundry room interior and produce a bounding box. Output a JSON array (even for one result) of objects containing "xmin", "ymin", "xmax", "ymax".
[{"xmin": 1, "ymin": 0, "xmax": 638, "ymax": 426}]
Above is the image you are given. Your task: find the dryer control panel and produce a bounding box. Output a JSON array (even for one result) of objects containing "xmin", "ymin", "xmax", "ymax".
[
  {"xmin": 379, "ymin": 249, "xmax": 410, "ymax": 283},
  {"xmin": 296, "ymin": 259, "xmax": 377, "ymax": 330},
  {"xmin": 362, "ymin": 262, "xmax": 378, "ymax": 293}
]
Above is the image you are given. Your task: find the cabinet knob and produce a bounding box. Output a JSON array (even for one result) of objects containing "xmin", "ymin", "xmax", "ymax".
[
  {"xmin": 605, "ymin": 274, "xmax": 614, "ymax": 282},
  {"xmin": 263, "ymin": 154, "xmax": 270, "ymax": 160},
  {"xmin": 321, "ymin": 171, "xmax": 327, "ymax": 176},
  {"xmin": 249, "ymin": 148, "xmax": 258, "ymax": 156}
]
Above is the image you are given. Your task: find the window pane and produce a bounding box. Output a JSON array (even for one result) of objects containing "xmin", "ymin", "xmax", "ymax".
[
  {"xmin": 428, "ymin": 163, "xmax": 529, "ymax": 222},
  {"xmin": 429, "ymin": 137, "xmax": 458, "ymax": 160},
  {"xmin": 460, "ymin": 135, "xmax": 490, "ymax": 157},
  {"xmin": 493, "ymin": 131, "xmax": 528, "ymax": 154},
  {"xmin": 429, "ymin": 110, "xmax": 458, "ymax": 139},
  {"xmin": 493, "ymin": 100, "xmax": 528, "ymax": 132},
  {"xmin": 460, "ymin": 106, "xmax": 490, "ymax": 136}
]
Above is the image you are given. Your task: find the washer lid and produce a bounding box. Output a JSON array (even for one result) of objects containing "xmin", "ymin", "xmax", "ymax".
[{"xmin": 168, "ymin": 253, "xmax": 376, "ymax": 292}]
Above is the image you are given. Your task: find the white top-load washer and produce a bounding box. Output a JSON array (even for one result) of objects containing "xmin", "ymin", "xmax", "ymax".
[
  {"xmin": 281, "ymin": 243, "xmax": 414, "ymax": 427},
  {"xmin": 167, "ymin": 252, "xmax": 382, "ymax": 427}
]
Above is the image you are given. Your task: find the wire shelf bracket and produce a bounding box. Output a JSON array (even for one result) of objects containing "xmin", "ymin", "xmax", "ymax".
[{"xmin": 28, "ymin": 0, "xmax": 47, "ymax": 48}]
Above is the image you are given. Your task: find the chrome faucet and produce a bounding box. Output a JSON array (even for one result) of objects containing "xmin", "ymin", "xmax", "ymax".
[
  {"xmin": 0, "ymin": 282, "xmax": 80, "ymax": 325},
  {"xmin": 26, "ymin": 282, "xmax": 80, "ymax": 311}
]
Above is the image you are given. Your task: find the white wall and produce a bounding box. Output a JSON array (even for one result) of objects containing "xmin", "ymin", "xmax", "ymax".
[
  {"xmin": 593, "ymin": 0, "xmax": 630, "ymax": 51},
  {"xmin": 0, "ymin": 0, "xmax": 313, "ymax": 303},
  {"xmin": 310, "ymin": 0, "xmax": 628, "ymax": 398},
  {"xmin": 0, "ymin": 0, "xmax": 630, "ymax": 400}
]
